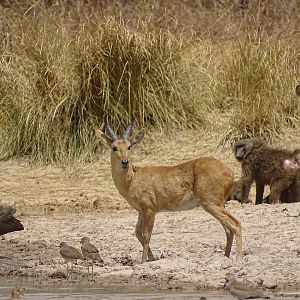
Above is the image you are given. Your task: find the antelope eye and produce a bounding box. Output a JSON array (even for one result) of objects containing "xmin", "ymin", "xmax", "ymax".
[
  {"xmin": 112, "ymin": 146, "xmax": 118, "ymax": 152},
  {"xmin": 127, "ymin": 146, "xmax": 131, "ymax": 150}
]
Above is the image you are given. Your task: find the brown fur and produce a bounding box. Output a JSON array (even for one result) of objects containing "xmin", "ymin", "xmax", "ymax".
[
  {"xmin": 228, "ymin": 178, "xmax": 297, "ymax": 204},
  {"xmin": 296, "ymin": 84, "xmax": 300, "ymax": 96},
  {"xmin": 228, "ymin": 178, "xmax": 244, "ymax": 203},
  {"xmin": 97, "ymin": 118, "xmax": 243, "ymax": 263},
  {"xmin": 233, "ymin": 139, "xmax": 300, "ymax": 204},
  {"xmin": 0, "ymin": 206, "xmax": 24, "ymax": 236},
  {"xmin": 281, "ymin": 150, "xmax": 300, "ymax": 203}
]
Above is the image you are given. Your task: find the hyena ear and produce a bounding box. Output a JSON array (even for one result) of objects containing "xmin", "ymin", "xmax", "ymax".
[
  {"xmin": 95, "ymin": 129, "xmax": 114, "ymax": 147},
  {"xmin": 130, "ymin": 129, "xmax": 145, "ymax": 147}
]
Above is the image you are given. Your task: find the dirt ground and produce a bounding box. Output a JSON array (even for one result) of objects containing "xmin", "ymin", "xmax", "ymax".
[{"xmin": 0, "ymin": 124, "xmax": 299, "ymax": 293}]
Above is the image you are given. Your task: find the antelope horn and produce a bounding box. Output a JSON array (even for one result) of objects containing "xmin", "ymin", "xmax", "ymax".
[
  {"xmin": 123, "ymin": 115, "xmax": 135, "ymax": 140},
  {"xmin": 104, "ymin": 117, "xmax": 118, "ymax": 141}
]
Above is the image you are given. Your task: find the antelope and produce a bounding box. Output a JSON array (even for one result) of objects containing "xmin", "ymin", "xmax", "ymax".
[{"xmin": 96, "ymin": 116, "xmax": 243, "ymax": 263}]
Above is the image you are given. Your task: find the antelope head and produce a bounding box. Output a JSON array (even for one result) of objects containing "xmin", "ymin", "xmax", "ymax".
[{"xmin": 96, "ymin": 116, "xmax": 145, "ymax": 171}]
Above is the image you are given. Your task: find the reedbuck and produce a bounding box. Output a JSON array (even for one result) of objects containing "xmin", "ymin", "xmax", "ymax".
[{"xmin": 97, "ymin": 116, "xmax": 243, "ymax": 263}]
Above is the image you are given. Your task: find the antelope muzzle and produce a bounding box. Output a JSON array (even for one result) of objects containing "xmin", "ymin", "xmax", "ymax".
[{"xmin": 121, "ymin": 159, "xmax": 129, "ymax": 169}]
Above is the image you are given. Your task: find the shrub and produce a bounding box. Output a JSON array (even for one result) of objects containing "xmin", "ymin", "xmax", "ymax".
[{"xmin": 0, "ymin": 17, "xmax": 206, "ymax": 162}]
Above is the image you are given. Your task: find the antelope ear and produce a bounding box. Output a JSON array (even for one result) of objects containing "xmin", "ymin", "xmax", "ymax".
[
  {"xmin": 130, "ymin": 129, "xmax": 145, "ymax": 146},
  {"xmin": 95, "ymin": 129, "xmax": 114, "ymax": 146}
]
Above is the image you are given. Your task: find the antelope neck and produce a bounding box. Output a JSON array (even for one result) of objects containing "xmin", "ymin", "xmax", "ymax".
[{"xmin": 111, "ymin": 164, "xmax": 134, "ymax": 198}]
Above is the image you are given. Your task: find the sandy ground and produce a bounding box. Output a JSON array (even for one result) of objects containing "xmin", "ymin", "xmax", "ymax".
[{"xmin": 0, "ymin": 125, "xmax": 299, "ymax": 293}]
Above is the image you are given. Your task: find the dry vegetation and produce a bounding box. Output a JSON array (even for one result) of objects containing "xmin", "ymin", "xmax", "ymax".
[{"xmin": 0, "ymin": 0, "xmax": 299, "ymax": 162}]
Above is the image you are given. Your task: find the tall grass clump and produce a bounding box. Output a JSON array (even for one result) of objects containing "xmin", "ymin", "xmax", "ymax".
[
  {"xmin": 1, "ymin": 1, "xmax": 300, "ymax": 162},
  {"xmin": 0, "ymin": 18, "xmax": 81, "ymax": 162},
  {"xmin": 0, "ymin": 16, "xmax": 206, "ymax": 162},
  {"xmin": 74, "ymin": 19, "xmax": 206, "ymax": 131},
  {"xmin": 215, "ymin": 37, "xmax": 300, "ymax": 141}
]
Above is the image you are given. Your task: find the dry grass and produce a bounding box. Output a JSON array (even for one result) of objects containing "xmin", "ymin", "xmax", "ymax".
[
  {"xmin": 0, "ymin": 17, "xmax": 207, "ymax": 162},
  {"xmin": 215, "ymin": 37, "xmax": 300, "ymax": 140},
  {"xmin": 0, "ymin": 1, "xmax": 299, "ymax": 162}
]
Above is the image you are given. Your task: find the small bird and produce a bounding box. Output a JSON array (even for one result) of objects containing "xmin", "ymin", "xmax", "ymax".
[
  {"xmin": 0, "ymin": 206, "xmax": 24, "ymax": 236},
  {"xmin": 224, "ymin": 273, "xmax": 270, "ymax": 300},
  {"xmin": 10, "ymin": 287, "xmax": 24, "ymax": 299},
  {"xmin": 59, "ymin": 242, "xmax": 83, "ymax": 277},
  {"xmin": 80, "ymin": 237, "xmax": 103, "ymax": 280}
]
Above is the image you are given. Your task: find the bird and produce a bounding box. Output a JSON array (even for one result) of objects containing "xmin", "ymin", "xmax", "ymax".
[
  {"xmin": 224, "ymin": 273, "xmax": 270, "ymax": 300},
  {"xmin": 59, "ymin": 242, "xmax": 83, "ymax": 277},
  {"xmin": 80, "ymin": 236, "xmax": 103, "ymax": 280},
  {"xmin": 0, "ymin": 206, "xmax": 24, "ymax": 236},
  {"xmin": 10, "ymin": 287, "xmax": 24, "ymax": 299}
]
